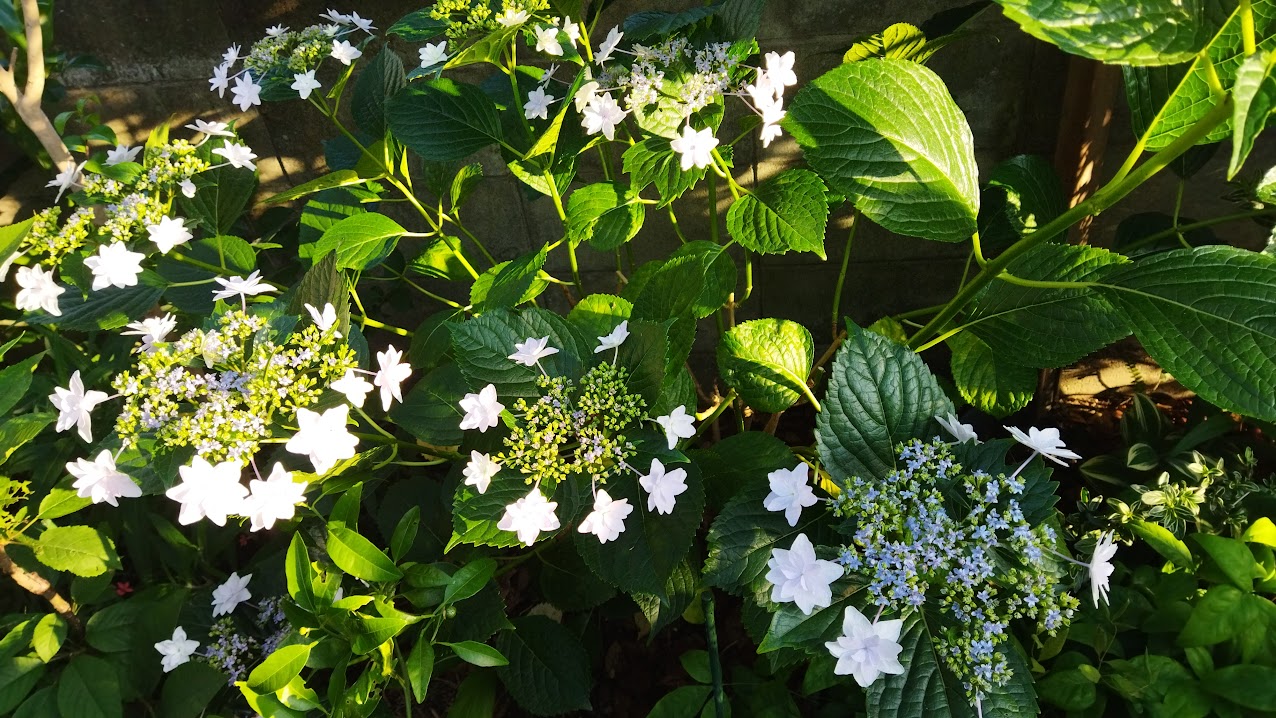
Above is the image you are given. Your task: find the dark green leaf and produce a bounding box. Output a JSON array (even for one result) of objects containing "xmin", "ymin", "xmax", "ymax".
[
  {"xmin": 312, "ymin": 212, "xmax": 405, "ymax": 271},
  {"xmin": 494, "ymin": 616, "xmax": 592, "ymax": 715},
  {"xmin": 470, "ymin": 245, "xmax": 548, "ymax": 311},
  {"xmin": 387, "ymin": 79, "xmax": 503, "ymax": 162},
  {"xmin": 56, "ymin": 655, "xmax": 121, "ymax": 718},
  {"xmin": 352, "ymin": 47, "xmax": 407, "ymax": 137},
  {"xmin": 407, "ymin": 636, "xmax": 434, "ymax": 703},
  {"xmin": 390, "ymin": 364, "xmax": 469, "ymax": 447},
  {"xmin": 992, "ymin": 0, "xmax": 1216, "ymax": 65},
  {"xmin": 948, "ymin": 332, "xmax": 1036, "ymax": 418},
  {"xmin": 444, "ymin": 558, "xmax": 497, "ymax": 605},
  {"xmin": 30, "ymin": 271, "xmax": 166, "ymax": 331}
]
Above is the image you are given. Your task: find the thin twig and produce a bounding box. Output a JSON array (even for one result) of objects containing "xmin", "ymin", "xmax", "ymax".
[{"xmin": 0, "ymin": 542, "xmax": 81, "ymax": 631}]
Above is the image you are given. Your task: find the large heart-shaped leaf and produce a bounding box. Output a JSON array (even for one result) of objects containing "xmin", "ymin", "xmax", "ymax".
[{"xmin": 992, "ymin": 0, "xmax": 1217, "ymax": 66}]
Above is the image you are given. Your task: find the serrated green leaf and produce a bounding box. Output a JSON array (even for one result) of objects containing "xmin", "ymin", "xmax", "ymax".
[
  {"xmin": 265, "ymin": 170, "xmax": 367, "ymax": 205},
  {"xmin": 1094, "ymin": 246, "xmax": 1276, "ymax": 422},
  {"xmin": 717, "ymin": 319, "xmax": 816, "ymax": 413},
  {"xmin": 388, "ymin": 9, "xmax": 449, "ymax": 41},
  {"xmin": 567, "ymin": 294, "xmax": 633, "ymax": 339},
  {"xmin": 1140, "ymin": 0, "xmax": 1276, "ymax": 150},
  {"xmin": 35, "ymin": 488, "xmax": 90, "ymax": 521},
  {"xmin": 494, "ymin": 616, "xmax": 592, "ymax": 714},
  {"xmin": 470, "ymin": 245, "xmax": 548, "ymax": 311},
  {"xmin": 979, "ymin": 155, "xmax": 1066, "ymax": 252},
  {"xmin": 948, "ymin": 332, "xmax": 1036, "ymax": 418},
  {"xmin": 450, "ymin": 163, "xmax": 484, "ymax": 208},
  {"xmin": 816, "ymin": 324, "xmax": 953, "ymax": 484},
  {"xmin": 632, "ymin": 558, "xmax": 699, "ymax": 637},
  {"xmin": 0, "ymin": 353, "xmax": 41, "ymax": 419},
  {"xmin": 992, "ymin": 0, "xmax": 1215, "ymax": 66},
  {"xmin": 386, "ymin": 79, "xmax": 503, "ymax": 162},
  {"xmin": 449, "ymin": 308, "xmax": 589, "ymax": 398},
  {"xmin": 326, "ymin": 527, "xmax": 403, "ymax": 582},
  {"xmin": 727, "ymin": 169, "xmax": 829, "ymax": 258},
  {"xmin": 176, "ymin": 142, "xmax": 257, "ymax": 235},
  {"xmin": 785, "ymin": 59, "xmax": 979, "ymax": 242},
  {"xmin": 33, "ymin": 526, "xmax": 118, "ymax": 577},
  {"xmin": 312, "ymin": 212, "xmax": 405, "ymax": 271},
  {"xmin": 389, "ymin": 364, "xmax": 468, "ymax": 447},
  {"xmin": 565, "ymin": 182, "xmax": 646, "ymax": 250},
  {"xmin": 623, "ymin": 138, "xmax": 705, "ymax": 207},
  {"xmin": 966, "ymin": 243, "xmax": 1130, "ymax": 368},
  {"xmin": 623, "ymin": 6, "xmax": 718, "ymax": 40},
  {"xmin": 352, "ymin": 46, "xmax": 406, "ymax": 137},
  {"xmin": 29, "ymin": 271, "xmax": 166, "ymax": 331}
]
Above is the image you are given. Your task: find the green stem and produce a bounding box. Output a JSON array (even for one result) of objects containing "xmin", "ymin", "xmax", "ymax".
[
  {"xmin": 1127, "ymin": 207, "xmax": 1276, "ymax": 250},
  {"xmin": 742, "ymin": 251, "xmax": 753, "ymax": 302},
  {"xmin": 355, "ymin": 405, "xmax": 397, "ymax": 441},
  {"xmin": 830, "ymin": 215, "xmax": 857, "ymax": 341},
  {"xmin": 702, "ymin": 590, "xmax": 727, "ymax": 718},
  {"xmin": 707, "ymin": 172, "xmax": 720, "ymax": 245},
  {"xmin": 1241, "ymin": 0, "xmax": 1257, "ymax": 56},
  {"xmin": 970, "ymin": 230, "xmax": 987, "ymax": 267},
  {"xmin": 167, "ymin": 251, "xmax": 234, "ymax": 276},
  {"xmin": 694, "ymin": 389, "xmax": 737, "ymax": 436},
  {"xmin": 907, "ymin": 95, "xmax": 1234, "ymax": 351},
  {"xmin": 353, "ymin": 315, "xmax": 413, "ymax": 337},
  {"xmin": 668, "ymin": 206, "xmax": 689, "ymax": 244},
  {"xmin": 442, "ymin": 214, "xmax": 498, "ymax": 266}
]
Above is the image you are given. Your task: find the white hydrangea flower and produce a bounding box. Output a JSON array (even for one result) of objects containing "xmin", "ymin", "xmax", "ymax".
[{"xmin": 211, "ymin": 572, "xmax": 252, "ymax": 616}]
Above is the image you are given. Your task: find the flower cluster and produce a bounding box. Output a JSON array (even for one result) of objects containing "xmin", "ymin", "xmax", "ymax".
[
  {"xmin": 159, "ymin": 572, "xmax": 293, "ymax": 680},
  {"xmin": 429, "ymin": 0, "xmax": 549, "ymax": 38},
  {"xmin": 498, "ymin": 362, "xmax": 646, "ymax": 486},
  {"xmin": 111, "ymin": 308, "xmax": 358, "ymax": 463},
  {"xmin": 828, "ymin": 438, "xmax": 1079, "ymax": 704}
]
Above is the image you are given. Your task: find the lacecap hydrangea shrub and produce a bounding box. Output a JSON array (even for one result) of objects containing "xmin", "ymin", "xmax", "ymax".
[{"xmin": 1, "ymin": 0, "xmax": 1276, "ymax": 716}]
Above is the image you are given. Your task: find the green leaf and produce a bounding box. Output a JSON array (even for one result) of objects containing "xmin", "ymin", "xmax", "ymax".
[
  {"xmin": 574, "ymin": 458, "xmax": 704, "ymax": 594},
  {"xmin": 1191, "ymin": 534, "xmax": 1260, "ymax": 591},
  {"xmin": 386, "ymin": 79, "xmax": 503, "ymax": 162},
  {"xmin": 1036, "ymin": 667, "xmax": 1096, "ymax": 711},
  {"xmin": 326, "ymin": 527, "xmax": 403, "ymax": 582},
  {"xmin": 568, "ymin": 294, "xmax": 633, "ymax": 340},
  {"xmin": 56, "ymin": 655, "xmax": 121, "ymax": 718},
  {"xmin": 0, "ymin": 218, "xmax": 34, "ymax": 264},
  {"xmin": 565, "ymin": 182, "xmax": 646, "ymax": 251},
  {"xmin": 450, "ymin": 468, "xmax": 533, "ymax": 550},
  {"xmin": 33, "ymin": 526, "xmax": 118, "ymax": 577},
  {"xmin": 992, "ymin": 0, "xmax": 1215, "ymax": 66},
  {"xmin": 444, "ymin": 558, "xmax": 497, "ymax": 605},
  {"xmin": 759, "ymin": 580, "xmax": 862, "ymax": 654},
  {"xmin": 176, "ymin": 152, "xmax": 258, "ymax": 235},
  {"xmin": 623, "ymin": 138, "xmax": 706, "ymax": 207},
  {"xmin": 31, "ymin": 615, "xmax": 65, "ymax": 663},
  {"xmin": 388, "ymin": 9, "xmax": 448, "ymax": 41},
  {"xmin": 160, "ymin": 662, "xmax": 226, "ymax": 718},
  {"xmin": 538, "ymin": 541, "xmax": 617, "ymax": 612},
  {"xmin": 494, "ymin": 616, "xmax": 592, "ymax": 715},
  {"xmin": 1202, "ymin": 665, "xmax": 1276, "ymax": 711},
  {"xmin": 1140, "ymin": 1, "xmax": 1276, "ymax": 150},
  {"xmin": 158, "ymin": 236, "xmax": 256, "ymax": 315},
  {"xmin": 312, "ymin": 212, "xmax": 405, "ymax": 271},
  {"xmin": 0, "ymin": 413, "xmax": 52, "ymax": 463},
  {"xmin": 1095, "ymin": 246, "xmax": 1276, "ymax": 422},
  {"xmin": 470, "ymin": 245, "xmax": 549, "ymax": 311},
  {"xmin": 391, "ymin": 506, "xmax": 421, "ymax": 562},
  {"xmin": 632, "ymin": 558, "xmax": 699, "ymax": 637},
  {"xmin": 446, "ymin": 641, "xmax": 509, "ymax": 667},
  {"xmin": 948, "ymin": 332, "xmax": 1036, "ymax": 418},
  {"xmin": 406, "ymin": 637, "xmax": 434, "ymax": 703},
  {"xmin": 29, "ymin": 271, "xmax": 166, "ymax": 331},
  {"xmin": 12, "ymin": 686, "xmax": 57, "ymax": 718},
  {"xmin": 1231, "ymin": 50, "xmax": 1276, "ymax": 179},
  {"xmin": 35, "ymin": 488, "xmax": 90, "ymax": 521},
  {"xmin": 389, "ymin": 364, "xmax": 469, "ymax": 447},
  {"xmin": 717, "ymin": 319, "xmax": 816, "ymax": 413},
  {"xmin": 816, "ymin": 324, "xmax": 953, "ymax": 484},
  {"xmin": 0, "ymin": 657, "xmax": 43, "ymax": 714},
  {"xmin": 967, "ymin": 243, "xmax": 1130, "ymax": 368},
  {"xmin": 979, "ymin": 155, "xmax": 1066, "ymax": 252},
  {"xmin": 352, "ymin": 46, "xmax": 407, "ymax": 137},
  {"xmin": 702, "ymin": 445, "xmax": 810, "ymax": 600},
  {"xmin": 691, "ymin": 430, "xmax": 796, "ymax": 511},
  {"xmin": 0, "ymin": 353, "xmax": 40, "ymax": 418},
  {"xmin": 298, "ymin": 187, "xmax": 368, "ymax": 257},
  {"xmin": 623, "ymin": 6, "xmax": 718, "ymax": 40},
  {"xmin": 1242, "ymin": 517, "xmax": 1276, "ymax": 547},
  {"xmin": 844, "ymin": 22, "xmax": 934, "ymax": 63},
  {"xmin": 248, "ymin": 643, "xmax": 314, "ymax": 693},
  {"xmin": 613, "ymin": 319, "xmax": 668, "ymax": 406},
  {"xmin": 450, "ymin": 163, "xmax": 485, "ymax": 209},
  {"xmin": 265, "ymin": 170, "xmax": 367, "ymax": 205},
  {"xmin": 286, "ymin": 533, "xmax": 316, "ymax": 612},
  {"xmin": 1129, "ymin": 519, "xmax": 1195, "ymax": 569},
  {"xmin": 726, "ymin": 169, "xmax": 829, "ymax": 258},
  {"xmin": 449, "ymin": 308, "xmax": 590, "ymax": 398},
  {"xmin": 785, "ymin": 59, "xmax": 979, "ymax": 242},
  {"xmin": 647, "ymin": 686, "xmax": 711, "ymax": 718},
  {"xmin": 351, "ymin": 615, "xmax": 411, "ymax": 654},
  {"xmin": 1178, "ymin": 584, "xmax": 1247, "ymax": 646}
]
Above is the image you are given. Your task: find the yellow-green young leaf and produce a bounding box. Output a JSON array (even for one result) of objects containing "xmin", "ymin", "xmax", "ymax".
[
  {"xmin": 285, "ymin": 533, "xmax": 316, "ymax": 612},
  {"xmin": 31, "ymin": 615, "xmax": 66, "ymax": 663},
  {"xmin": 1229, "ymin": 49, "xmax": 1276, "ymax": 178},
  {"xmin": 445, "ymin": 640, "xmax": 509, "ymax": 667},
  {"xmin": 1243, "ymin": 517, "xmax": 1276, "ymax": 547},
  {"xmin": 0, "ymin": 217, "xmax": 34, "ymax": 267},
  {"xmin": 248, "ymin": 643, "xmax": 314, "ymax": 693},
  {"xmin": 1192, "ymin": 534, "xmax": 1261, "ymax": 591},
  {"xmin": 993, "ymin": 0, "xmax": 1216, "ymax": 66},
  {"xmin": 716, "ymin": 319, "xmax": 816, "ymax": 413},
  {"xmin": 326, "ymin": 527, "xmax": 403, "ymax": 582},
  {"xmin": 406, "ymin": 637, "xmax": 435, "ymax": 703},
  {"xmin": 1095, "ymin": 246, "xmax": 1276, "ymax": 423},
  {"xmin": 351, "ymin": 616, "xmax": 410, "ymax": 655},
  {"xmin": 785, "ymin": 59, "xmax": 978, "ymax": 243},
  {"xmin": 726, "ymin": 169, "xmax": 829, "ymax": 259},
  {"xmin": 567, "ymin": 294, "xmax": 633, "ymax": 340},
  {"xmin": 843, "ymin": 22, "xmax": 968, "ymax": 64},
  {"xmin": 1129, "ymin": 519, "xmax": 1195, "ymax": 569},
  {"xmin": 33, "ymin": 526, "xmax": 119, "ymax": 577},
  {"xmin": 265, "ymin": 170, "xmax": 366, "ymax": 205}
]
